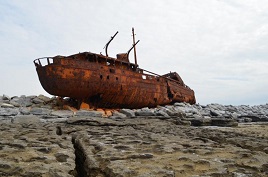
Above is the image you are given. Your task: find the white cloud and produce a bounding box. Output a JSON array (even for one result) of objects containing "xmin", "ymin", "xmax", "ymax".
[{"xmin": 0, "ymin": 0, "xmax": 267, "ymax": 105}]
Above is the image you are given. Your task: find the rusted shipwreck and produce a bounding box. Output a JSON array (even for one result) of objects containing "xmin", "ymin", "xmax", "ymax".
[{"xmin": 34, "ymin": 29, "xmax": 196, "ymax": 109}]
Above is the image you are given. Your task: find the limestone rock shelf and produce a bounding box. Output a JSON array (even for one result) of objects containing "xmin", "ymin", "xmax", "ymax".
[{"xmin": 0, "ymin": 94, "xmax": 268, "ymax": 176}]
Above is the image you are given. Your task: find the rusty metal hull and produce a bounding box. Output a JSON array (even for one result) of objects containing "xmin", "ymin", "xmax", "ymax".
[{"xmin": 34, "ymin": 52, "xmax": 195, "ymax": 108}]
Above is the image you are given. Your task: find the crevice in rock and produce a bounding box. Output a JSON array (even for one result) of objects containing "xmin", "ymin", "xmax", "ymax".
[
  {"xmin": 71, "ymin": 134, "xmax": 107, "ymax": 177},
  {"xmin": 72, "ymin": 135, "xmax": 86, "ymax": 177}
]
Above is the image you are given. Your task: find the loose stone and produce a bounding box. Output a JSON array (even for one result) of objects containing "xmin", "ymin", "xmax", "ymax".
[
  {"xmin": 1, "ymin": 103, "xmax": 14, "ymax": 108},
  {"xmin": 75, "ymin": 110, "xmax": 103, "ymax": 117}
]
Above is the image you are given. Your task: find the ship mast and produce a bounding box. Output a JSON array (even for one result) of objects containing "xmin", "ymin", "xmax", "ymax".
[
  {"xmin": 104, "ymin": 31, "xmax": 118, "ymax": 57},
  {"xmin": 132, "ymin": 28, "xmax": 138, "ymax": 66}
]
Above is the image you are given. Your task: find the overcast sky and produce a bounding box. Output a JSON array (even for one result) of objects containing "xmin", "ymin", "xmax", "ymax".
[{"xmin": 1, "ymin": 0, "xmax": 267, "ymax": 105}]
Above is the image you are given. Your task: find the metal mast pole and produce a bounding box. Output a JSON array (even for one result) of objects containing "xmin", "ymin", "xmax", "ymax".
[
  {"xmin": 132, "ymin": 28, "xmax": 138, "ymax": 66},
  {"xmin": 104, "ymin": 31, "xmax": 118, "ymax": 57}
]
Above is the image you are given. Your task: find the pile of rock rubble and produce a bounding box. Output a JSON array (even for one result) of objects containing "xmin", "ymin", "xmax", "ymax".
[{"xmin": 1, "ymin": 94, "xmax": 267, "ymax": 126}]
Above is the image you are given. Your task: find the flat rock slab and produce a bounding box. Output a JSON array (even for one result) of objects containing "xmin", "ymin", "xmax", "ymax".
[
  {"xmin": 135, "ymin": 110, "xmax": 156, "ymax": 116},
  {"xmin": 0, "ymin": 108, "xmax": 19, "ymax": 116},
  {"xmin": 13, "ymin": 115, "xmax": 40, "ymax": 124},
  {"xmin": 51, "ymin": 110, "xmax": 74, "ymax": 118},
  {"xmin": 211, "ymin": 118, "xmax": 238, "ymax": 127},
  {"xmin": 67, "ymin": 116, "xmax": 124, "ymax": 126},
  {"xmin": 30, "ymin": 107, "xmax": 51, "ymax": 115},
  {"xmin": 1, "ymin": 118, "xmax": 268, "ymax": 177},
  {"xmin": 69, "ymin": 119, "xmax": 268, "ymax": 177},
  {"xmin": 0, "ymin": 122, "xmax": 75, "ymax": 177},
  {"xmin": 75, "ymin": 110, "xmax": 103, "ymax": 117}
]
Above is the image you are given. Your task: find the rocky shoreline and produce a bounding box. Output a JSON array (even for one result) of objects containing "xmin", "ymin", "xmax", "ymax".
[
  {"xmin": 1, "ymin": 94, "xmax": 268, "ymax": 125},
  {"xmin": 0, "ymin": 94, "xmax": 268, "ymax": 176}
]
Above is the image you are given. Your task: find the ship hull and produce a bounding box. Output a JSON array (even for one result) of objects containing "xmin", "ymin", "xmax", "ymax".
[{"xmin": 34, "ymin": 52, "xmax": 195, "ymax": 108}]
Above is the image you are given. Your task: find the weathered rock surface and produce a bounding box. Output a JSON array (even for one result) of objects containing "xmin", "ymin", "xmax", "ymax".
[
  {"xmin": 1, "ymin": 103, "xmax": 14, "ymax": 108},
  {"xmin": 0, "ymin": 122, "xmax": 75, "ymax": 177},
  {"xmin": 0, "ymin": 94, "xmax": 268, "ymax": 176},
  {"xmin": 111, "ymin": 111, "xmax": 127, "ymax": 119},
  {"xmin": 75, "ymin": 110, "xmax": 103, "ymax": 117},
  {"xmin": 12, "ymin": 115, "xmax": 40, "ymax": 124},
  {"xmin": 0, "ymin": 108, "xmax": 19, "ymax": 116},
  {"xmin": 135, "ymin": 107, "xmax": 156, "ymax": 116},
  {"xmin": 30, "ymin": 107, "xmax": 51, "ymax": 115},
  {"xmin": 1, "ymin": 116, "xmax": 268, "ymax": 177},
  {"xmin": 69, "ymin": 118, "xmax": 268, "ymax": 177},
  {"xmin": 120, "ymin": 108, "xmax": 136, "ymax": 117},
  {"xmin": 51, "ymin": 110, "xmax": 74, "ymax": 118}
]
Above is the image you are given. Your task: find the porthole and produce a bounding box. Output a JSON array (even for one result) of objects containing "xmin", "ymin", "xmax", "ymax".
[{"xmin": 110, "ymin": 68, "xmax": 115, "ymax": 73}]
